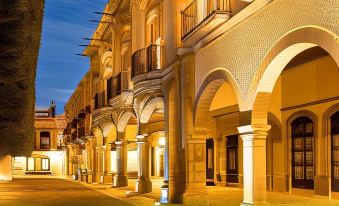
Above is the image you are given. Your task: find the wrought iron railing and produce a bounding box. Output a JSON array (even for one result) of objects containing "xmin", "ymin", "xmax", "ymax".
[
  {"xmin": 132, "ymin": 47, "xmax": 147, "ymax": 77},
  {"xmin": 131, "ymin": 44, "xmax": 161, "ymax": 79},
  {"xmin": 181, "ymin": 0, "xmax": 197, "ymax": 39},
  {"xmin": 106, "ymin": 71, "xmax": 130, "ymax": 101},
  {"xmin": 181, "ymin": 0, "xmax": 229, "ymax": 39}
]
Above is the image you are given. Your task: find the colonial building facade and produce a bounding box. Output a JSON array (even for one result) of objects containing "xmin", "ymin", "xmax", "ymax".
[
  {"xmin": 12, "ymin": 103, "xmax": 67, "ymax": 177},
  {"xmin": 64, "ymin": 0, "xmax": 339, "ymax": 205}
]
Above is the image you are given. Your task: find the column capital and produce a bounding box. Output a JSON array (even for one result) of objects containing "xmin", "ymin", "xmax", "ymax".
[{"xmin": 237, "ymin": 124, "xmax": 271, "ymax": 135}]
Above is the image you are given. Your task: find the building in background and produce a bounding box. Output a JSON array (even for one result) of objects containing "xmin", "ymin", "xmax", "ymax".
[
  {"xmin": 12, "ymin": 102, "xmax": 67, "ymax": 177},
  {"xmin": 63, "ymin": 0, "xmax": 339, "ymax": 205}
]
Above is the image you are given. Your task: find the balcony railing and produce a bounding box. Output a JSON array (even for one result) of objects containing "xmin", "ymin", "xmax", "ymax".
[
  {"xmin": 181, "ymin": 0, "xmax": 230, "ymax": 39},
  {"xmin": 131, "ymin": 44, "xmax": 161, "ymax": 79},
  {"xmin": 107, "ymin": 71, "xmax": 130, "ymax": 101},
  {"xmin": 181, "ymin": 0, "xmax": 197, "ymax": 40}
]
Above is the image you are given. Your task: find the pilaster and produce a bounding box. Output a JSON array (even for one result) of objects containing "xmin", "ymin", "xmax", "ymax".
[{"xmin": 183, "ymin": 137, "xmax": 209, "ymax": 206}]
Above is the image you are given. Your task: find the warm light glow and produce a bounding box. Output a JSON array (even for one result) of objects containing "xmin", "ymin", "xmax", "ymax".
[
  {"xmin": 110, "ymin": 151, "xmax": 117, "ymax": 172},
  {"xmin": 158, "ymin": 137, "xmax": 165, "ymax": 146},
  {"xmin": 136, "ymin": 134, "xmax": 145, "ymax": 140},
  {"xmin": 115, "ymin": 141, "xmax": 123, "ymax": 145},
  {"xmin": 127, "ymin": 150, "xmax": 138, "ymax": 172}
]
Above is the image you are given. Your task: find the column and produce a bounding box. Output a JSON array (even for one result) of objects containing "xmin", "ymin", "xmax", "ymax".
[
  {"xmin": 135, "ymin": 135, "xmax": 152, "ymax": 193},
  {"xmin": 113, "ymin": 140, "xmax": 128, "ymax": 187},
  {"xmin": 183, "ymin": 137, "xmax": 209, "ymax": 206},
  {"xmin": 103, "ymin": 145, "xmax": 112, "ymax": 183},
  {"xmin": 237, "ymin": 125, "xmax": 271, "ymax": 206},
  {"xmin": 160, "ymin": 135, "xmax": 169, "ymax": 203},
  {"xmin": 0, "ymin": 155, "xmax": 12, "ymax": 181}
]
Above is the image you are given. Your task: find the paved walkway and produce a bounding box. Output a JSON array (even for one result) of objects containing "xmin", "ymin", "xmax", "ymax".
[
  {"xmin": 0, "ymin": 177, "xmax": 132, "ymax": 206},
  {"xmin": 2, "ymin": 177, "xmax": 339, "ymax": 206},
  {"xmin": 80, "ymin": 179, "xmax": 339, "ymax": 206}
]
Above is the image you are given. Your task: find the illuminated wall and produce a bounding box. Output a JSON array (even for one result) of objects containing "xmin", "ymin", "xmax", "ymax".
[{"xmin": 12, "ymin": 151, "xmax": 66, "ymax": 177}]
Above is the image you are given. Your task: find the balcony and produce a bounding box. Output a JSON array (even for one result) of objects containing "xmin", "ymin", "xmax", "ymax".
[
  {"xmin": 130, "ymin": 44, "xmax": 162, "ymax": 98},
  {"xmin": 108, "ymin": 72, "xmax": 133, "ymax": 109},
  {"xmin": 131, "ymin": 44, "xmax": 161, "ymax": 83},
  {"xmin": 91, "ymin": 107, "xmax": 114, "ymax": 128},
  {"xmin": 181, "ymin": 0, "xmax": 231, "ymax": 46}
]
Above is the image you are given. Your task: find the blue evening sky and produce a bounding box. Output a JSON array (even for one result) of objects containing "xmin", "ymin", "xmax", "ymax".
[{"xmin": 36, "ymin": 0, "xmax": 108, "ymax": 114}]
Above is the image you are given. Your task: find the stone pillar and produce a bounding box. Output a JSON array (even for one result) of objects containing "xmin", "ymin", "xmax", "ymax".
[
  {"xmin": 113, "ymin": 141, "xmax": 128, "ymax": 187},
  {"xmin": 237, "ymin": 125, "xmax": 271, "ymax": 206},
  {"xmin": 183, "ymin": 137, "xmax": 209, "ymax": 206},
  {"xmin": 135, "ymin": 136, "xmax": 152, "ymax": 193},
  {"xmin": 160, "ymin": 135, "xmax": 169, "ymax": 203},
  {"xmin": 0, "ymin": 155, "xmax": 12, "ymax": 181},
  {"xmin": 103, "ymin": 146, "xmax": 112, "ymax": 183}
]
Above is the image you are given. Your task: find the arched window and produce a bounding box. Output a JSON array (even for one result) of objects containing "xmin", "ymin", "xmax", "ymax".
[
  {"xmin": 40, "ymin": 131, "xmax": 50, "ymax": 150},
  {"xmin": 331, "ymin": 111, "xmax": 339, "ymax": 192},
  {"xmin": 291, "ymin": 116, "xmax": 314, "ymax": 189}
]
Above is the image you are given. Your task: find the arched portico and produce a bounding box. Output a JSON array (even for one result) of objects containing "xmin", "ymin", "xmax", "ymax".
[
  {"xmin": 194, "ymin": 68, "xmax": 241, "ymax": 131},
  {"xmin": 250, "ymin": 26, "xmax": 339, "ymax": 125},
  {"xmin": 242, "ymin": 26, "xmax": 339, "ymax": 205}
]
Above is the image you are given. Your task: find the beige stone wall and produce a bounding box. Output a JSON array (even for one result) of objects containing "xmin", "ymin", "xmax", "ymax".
[{"xmin": 194, "ymin": 0, "xmax": 339, "ymax": 110}]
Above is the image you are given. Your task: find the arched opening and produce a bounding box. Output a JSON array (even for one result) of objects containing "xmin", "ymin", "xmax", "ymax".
[
  {"xmin": 251, "ymin": 27, "xmax": 339, "ymax": 196},
  {"xmin": 194, "ymin": 69, "xmax": 240, "ymax": 187},
  {"xmin": 331, "ymin": 111, "xmax": 339, "ymax": 192},
  {"xmin": 145, "ymin": 3, "xmax": 161, "ymax": 46},
  {"xmin": 291, "ymin": 116, "xmax": 315, "ymax": 190}
]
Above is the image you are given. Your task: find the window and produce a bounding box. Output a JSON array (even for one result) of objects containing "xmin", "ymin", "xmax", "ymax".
[
  {"xmin": 27, "ymin": 158, "xmax": 35, "ymax": 171},
  {"xmin": 331, "ymin": 111, "xmax": 339, "ymax": 192},
  {"xmin": 26, "ymin": 157, "xmax": 50, "ymax": 171},
  {"xmin": 226, "ymin": 135, "xmax": 238, "ymax": 183},
  {"xmin": 40, "ymin": 132, "xmax": 50, "ymax": 149},
  {"xmin": 292, "ymin": 116, "xmax": 314, "ymax": 189}
]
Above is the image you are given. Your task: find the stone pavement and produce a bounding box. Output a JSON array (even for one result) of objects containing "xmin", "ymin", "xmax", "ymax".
[
  {"xmin": 78, "ymin": 178, "xmax": 339, "ymax": 206},
  {"xmin": 0, "ymin": 177, "xmax": 132, "ymax": 206},
  {"xmin": 2, "ymin": 177, "xmax": 339, "ymax": 206}
]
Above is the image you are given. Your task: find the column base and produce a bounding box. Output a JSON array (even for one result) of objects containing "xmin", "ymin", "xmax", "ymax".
[
  {"xmin": 103, "ymin": 174, "xmax": 113, "ymax": 184},
  {"xmin": 136, "ymin": 178, "xmax": 152, "ymax": 194},
  {"xmin": 87, "ymin": 174, "xmax": 93, "ymax": 184},
  {"xmin": 93, "ymin": 172, "xmax": 101, "ymax": 184},
  {"xmin": 160, "ymin": 181, "xmax": 169, "ymax": 203},
  {"xmin": 183, "ymin": 192, "xmax": 209, "ymax": 206},
  {"xmin": 314, "ymin": 175, "xmax": 329, "ymax": 196},
  {"xmin": 113, "ymin": 175, "xmax": 128, "ymax": 187}
]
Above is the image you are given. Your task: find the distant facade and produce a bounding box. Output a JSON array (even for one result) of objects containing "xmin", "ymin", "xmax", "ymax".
[
  {"xmin": 12, "ymin": 102, "xmax": 67, "ymax": 176},
  {"xmin": 64, "ymin": 0, "xmax": 339, "ymax": 205}
]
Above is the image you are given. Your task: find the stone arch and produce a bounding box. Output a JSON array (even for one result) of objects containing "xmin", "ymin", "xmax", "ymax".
[
  {"xmin": 93, "ymin": 121, "xmax": 117, "ymax": 145},
  {"xmin": 250, "ymin": 26, "xmax": 339, "ymax": 125},
  {"xmin": 323, "ymin": 103, "xmax": 339, "ymax": 138},
  {"xmin": 140, "ymin": 97, "xmax": 164, "ymax": 124},
  {"xmin": 117, "ymin": 110, "xmax": 136, "ymax": 133},
  {"xmin": 194, "ymin": 68, "xmax": 241, "ymax": 131},
  {"xmin": 286, "ymin": 110, "xmax": 318, "ymax": 136},
  {"xmin": 323, "ymin": 103, "xmax": 339, "ymax": 167}
]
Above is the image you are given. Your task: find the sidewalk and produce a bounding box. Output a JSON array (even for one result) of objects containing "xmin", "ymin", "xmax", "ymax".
[
  {"xmin": 75, "ymin": 178, "xmax": 339, "ymax": 206},
  {"xmin": 76, "ymin": 178, "xmax": 162, "ymax": 206}
]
